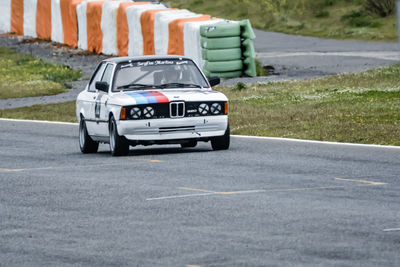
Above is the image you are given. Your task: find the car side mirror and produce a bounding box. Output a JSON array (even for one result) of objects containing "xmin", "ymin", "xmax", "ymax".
[
  {"xmin": 95, "ymin": 81, "xmax": 109, "ymax": 92},
  {"xmin": 208, "ymin": 76, "xmax": 220, "ymax": 87}
]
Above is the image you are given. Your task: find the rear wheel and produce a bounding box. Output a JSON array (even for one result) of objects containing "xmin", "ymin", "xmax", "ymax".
[
  {"xmin": 79, "ymin": 118, "xmax": 99, "ymax": 153},
  {"xmin": 211, "ymin": 124, "xmax": 230, "ymax": 150},
  {"xmin": 109, "ymin": 117, "xmax": 129, "ymax": 156},
  {"xmin": 181, "ymin": 140, "xmax": 197, "ymax": 148}
]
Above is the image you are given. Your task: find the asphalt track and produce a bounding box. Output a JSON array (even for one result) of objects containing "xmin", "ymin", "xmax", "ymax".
[{"xmin": 1, "ymin": 119, "xmax": 399, "ymax": 266}]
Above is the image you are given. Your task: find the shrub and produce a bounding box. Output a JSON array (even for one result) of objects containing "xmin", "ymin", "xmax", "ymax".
[
  {"xmin": 315, "ymin": 10, "xmax": 330, "ymax": 18},
  {"xmin": 234, "ymin": 82, "xmax": 247, "ymax": 91},
  {"xmin": 341, "ymin": 10, "xmax": 371, "ymax": 27},
  {"xmin": 256, "ymin": 60, "xmax": 267, "ymax": 76},
  {"xmin": 364, "ymin": 0, "xmax": 395, "ymax": 17}
]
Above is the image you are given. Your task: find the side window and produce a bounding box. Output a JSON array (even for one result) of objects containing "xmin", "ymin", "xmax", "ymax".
[
  {"xmin": 101, "ymin": 64, "xmax": 114, "ymax": 84},
  {"xmin": 88, "ymin": 63, "xmax": 106, "ymax": 92}
]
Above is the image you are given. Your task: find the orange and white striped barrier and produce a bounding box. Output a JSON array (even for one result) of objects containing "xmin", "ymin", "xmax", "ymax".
[
  {"xmin": 24, "ymin": 0, "xmax": 37, "ymax": 37},
  {"xmin": 116, "ymin": 1, "xmax": 151, "ymax": 56},
  {"xmin": 125, "ymin": 3, "xmax": 167, "ymax": 56},
  {"xmin": 0, "ymin": 0, "xmax": 11, "ymax": 33},
  {"xmin": 2, "ymin": 0, "xmax": 256, "ymax": 77}
]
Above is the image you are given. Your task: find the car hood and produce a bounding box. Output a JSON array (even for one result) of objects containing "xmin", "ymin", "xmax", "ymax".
[{"xmin": 109, "ymin": 89, "xmax": 228, "ymax": 106}]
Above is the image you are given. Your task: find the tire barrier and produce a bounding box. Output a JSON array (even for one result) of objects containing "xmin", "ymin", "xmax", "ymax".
[
  {"xmin": 203, "ymin": 69, "xmax": 243, "ymax": 79},
  {"xmin": 202, "ymin": 48, "xmax": 242, "ymax": 61},
  {"xmin": 204, "ymin": 60, "xmax": 243, "ymax": 72},
  {"xmin": 201, "ymin": 36, "xmax": 242, "ymax": 49},
  {"xmin": 182, "ymin": 19, "xmax": 223, "ymax": 69},
  {"xmin": 2, "ymin": 1, "xmax": 257, "ymax": 78},
  {"xmin": 200, "ymin": 19, "xmax": 257, "ymax": 78},
  {"xmin": 200, "ymin": 22, "xmax": 241, "ymax": 38}
]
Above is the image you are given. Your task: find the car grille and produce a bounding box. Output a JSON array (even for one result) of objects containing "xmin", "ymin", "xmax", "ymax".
[{"xmin": 170, "ymin": 102, "xmax": 185, "ymax": 118}]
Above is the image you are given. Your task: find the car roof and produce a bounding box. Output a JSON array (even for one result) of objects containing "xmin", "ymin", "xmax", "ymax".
[{"xmin": 102, "ymin": 55, "xmax": 194, "ymax": 64}]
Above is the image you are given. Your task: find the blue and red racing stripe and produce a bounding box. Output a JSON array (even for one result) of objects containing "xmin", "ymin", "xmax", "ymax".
[{"xmin": 124, "ymin": 91, "xmax": 169, "ymax": 104}]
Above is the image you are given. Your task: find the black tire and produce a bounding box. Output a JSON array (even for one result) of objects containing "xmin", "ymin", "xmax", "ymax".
[
  {"xmin": 109, "ymin": 117, "xmax": 129, "ymax": 156},
  {"xmin": 79, "ymin": 118, "xmax": 99, "ymax": 153},
  {"xmin": 211, "ymin": 124, "xmax": 230, "ymax": 150},
  {"xmin": 181, "ymin": 140, "xmax": 198, "ymax": 148}
]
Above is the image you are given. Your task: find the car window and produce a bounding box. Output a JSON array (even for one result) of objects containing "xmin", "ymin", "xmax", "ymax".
[
  {"xmin": 101, "ymin": 64, "xmax": 114, "ymax": 84},
  {"xmin": 112, "ymin": 59, "xmax": 209, "ymax": 91},
  {"xmin": 88, "ymin": 62, "xmax": 106, "ymax": 92}
]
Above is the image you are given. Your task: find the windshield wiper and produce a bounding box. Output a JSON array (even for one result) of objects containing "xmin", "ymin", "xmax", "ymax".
[
  {"xmin": 159, "ymin": 83, "xmax": 202, "ymax": 89},
  {"xmin": 117, "ymin": 83, "xmax": 155, "ymax": 90}
]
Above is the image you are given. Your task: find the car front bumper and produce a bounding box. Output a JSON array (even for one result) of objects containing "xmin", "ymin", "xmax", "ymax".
[{"xmin": 117, "ymin": 115, "xmax": 228, "ymax": 141}]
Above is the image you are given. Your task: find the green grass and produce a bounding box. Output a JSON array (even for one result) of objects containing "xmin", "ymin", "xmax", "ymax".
[
  {"xmin": 1, "ymin": 65, "xmax": 399, "ymax": 145},
  {"xmin": 0, "ymin": 102, "xmax": 77, "ymax": 122},
  {"xmin": 0, "ymin": 47, "xmax": 81, "ymax": 99},
  {"xmin": 163, "ymin": 0, "xmax": 398, "ymax": 41},
  {"xmin": 221, "ymin": 64, "xmax": 400, "ymax": 145}
]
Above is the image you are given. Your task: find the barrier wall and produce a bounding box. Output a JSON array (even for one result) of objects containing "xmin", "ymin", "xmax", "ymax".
[
  {"xmin": 52, "ymin": 0, "xmax": 64, "ymax": 43},
  {"xmin": 154, "ymin": 9, "xmax": 198, "ymax": 55},
  {"xmin": 126, "ymin": 3, "xmax": 167, "ymax": 56},
  {"xmin": 101, "ymin": 1, "xmax": 122, "ymax": 55},
  {"xmin": 0, "ymin": 0, "xmax": 11, "ymax": 33},
  {"xmin": 1, "ymin": 0, "xmax": 257, "ymax": 78},
  {"xmin": 183, "ymin": 19, "xmax": 223, "ymax": 69},
  {"xmin": 24, "ymin": 0, "xmax": 37, "ymax": 37},
  {"xmin": 61, "ymin": 0, "xmax": 85, "ymax": 47}
]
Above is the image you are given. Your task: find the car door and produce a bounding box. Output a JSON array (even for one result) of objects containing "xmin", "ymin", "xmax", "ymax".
[
  {"xmin": 85, "ymin": 62, "xmax": 106, "ymax": 135},
  {"xmin": 94, "ymin": 63, "xmax": 114, "ymax": 137}
]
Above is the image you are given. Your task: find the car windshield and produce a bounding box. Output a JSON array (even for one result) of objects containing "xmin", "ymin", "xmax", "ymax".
[{"xmin": 112, "ymin": 59, "xmax": 209, "ymax": 91}]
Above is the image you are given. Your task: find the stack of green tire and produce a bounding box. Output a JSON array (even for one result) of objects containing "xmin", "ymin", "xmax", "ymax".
[{"xmin": 200, "ymin": 19, "xmax": 257, "ymax": 78}]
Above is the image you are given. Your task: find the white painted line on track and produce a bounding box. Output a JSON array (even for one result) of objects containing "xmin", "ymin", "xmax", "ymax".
[
  {"xmin": 0, "ymin": 161, "xmax": 162, "ymax": 173},
  {"xmin": 146, "ymin": 192, "xmax": 216, "ymax": 201},
  {"xmin": 2, "ymin": 118, "xmax": 400, "ymax": 149},
  {"xmin": 147, "ymin": 181, "xmax": 387, "ymax": 201},
  {"xmin": 256, "ymin": 51, "xmax": 400, "ymax": 61},
  {"xmin": 334, "ymin": 177, "xmax": 387, "ymax": 185},
  {"xmin": 383, "ymin": 228, "xmax": 400, "ymax": 232},
  {"xmin": 0, "ymin": 118, "xmax": 78, "ymax": 126},
  {"xmin": 232, "ymin": 135, "xmax": 400, "ymax": 149}
]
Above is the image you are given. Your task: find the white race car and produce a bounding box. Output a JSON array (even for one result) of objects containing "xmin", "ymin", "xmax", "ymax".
[{"xmin": 76, "ymin": 56, "xmax": 229, "ymax": 156}]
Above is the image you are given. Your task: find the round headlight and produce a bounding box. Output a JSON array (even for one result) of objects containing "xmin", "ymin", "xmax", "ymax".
[
  {"xmin": 198, "ymin": 103, "xmax": 209, "ymax": 115},
  {"xmin": 210, "ymin": 103, "xmax": 222, "ymax": 115},
  {"xmin": 130, "ymin": 107, "xmax": 141, "ymax": 119},
  {"xmin": 143, "ymin": 106, "xmax": 155, "ymax": 118}
]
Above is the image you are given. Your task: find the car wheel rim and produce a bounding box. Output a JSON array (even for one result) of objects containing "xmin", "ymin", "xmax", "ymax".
[
  {"xmin": 79, "ymin": 122, "xmax": 85, "ymax": 148},
  {"xmin": 110, "ymin": 121, "xmax": 115, "ymax": 152}
]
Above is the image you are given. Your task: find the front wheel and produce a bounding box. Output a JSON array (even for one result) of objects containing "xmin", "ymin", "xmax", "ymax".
[
  {"xmin": 79, "ymin": 119, "xmax": 99, "ymax": 153},
  {"xmin": 109, "ymin": 117, "xmax": 129, "ymax": 156},
  {"xmin": 211, "ymin": 124, "xmax": 230, "ymax": 150}
]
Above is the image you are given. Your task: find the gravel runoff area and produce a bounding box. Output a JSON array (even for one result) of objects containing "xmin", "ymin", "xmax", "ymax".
[{"xmin": 0, "ymin": 30, "xmax": 399, "ymax": 109}]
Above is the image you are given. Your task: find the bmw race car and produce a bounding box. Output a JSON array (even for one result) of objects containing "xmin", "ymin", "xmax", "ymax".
[{"xmin": 76, "ymin": 56, "xmax": 230, "ymax": 156}]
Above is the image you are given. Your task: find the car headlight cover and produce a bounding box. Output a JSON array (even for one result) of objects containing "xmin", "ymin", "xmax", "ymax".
[
  {"xmin": 198, "ymin": 103, "xmax": 209, "ymax": 115},
  {"xmin": 130, "ymin": 107, "xmax": 141, "ymax": 119},
  {"xmin": 210, "ymin": 103, "xmax": 222, "ymax": 115},
  {"xmin": 143, "ymin": 106, "xmax": 155, "ymax": 118}
]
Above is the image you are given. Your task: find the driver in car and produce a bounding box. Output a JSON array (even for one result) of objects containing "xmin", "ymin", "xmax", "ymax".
[{"xmin": 163, "ymin": 67, "xmax": 181, "ymax": 84}]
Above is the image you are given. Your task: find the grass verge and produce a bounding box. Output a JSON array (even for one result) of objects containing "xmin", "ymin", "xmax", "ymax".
[
  {"xmin": 0, "ymin": 102, "xmax": 77, "ymax": 122},
  {"xmin": 1, "ymin": 65, "xmax": 399, "ymax": 145},
  {"xmin": 0, "ymin": 47, "xmax": 81, "ymax": 99},
  {"xmin": 164, "ymin": 0, "xmax": 397, "ymax": 41}
]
